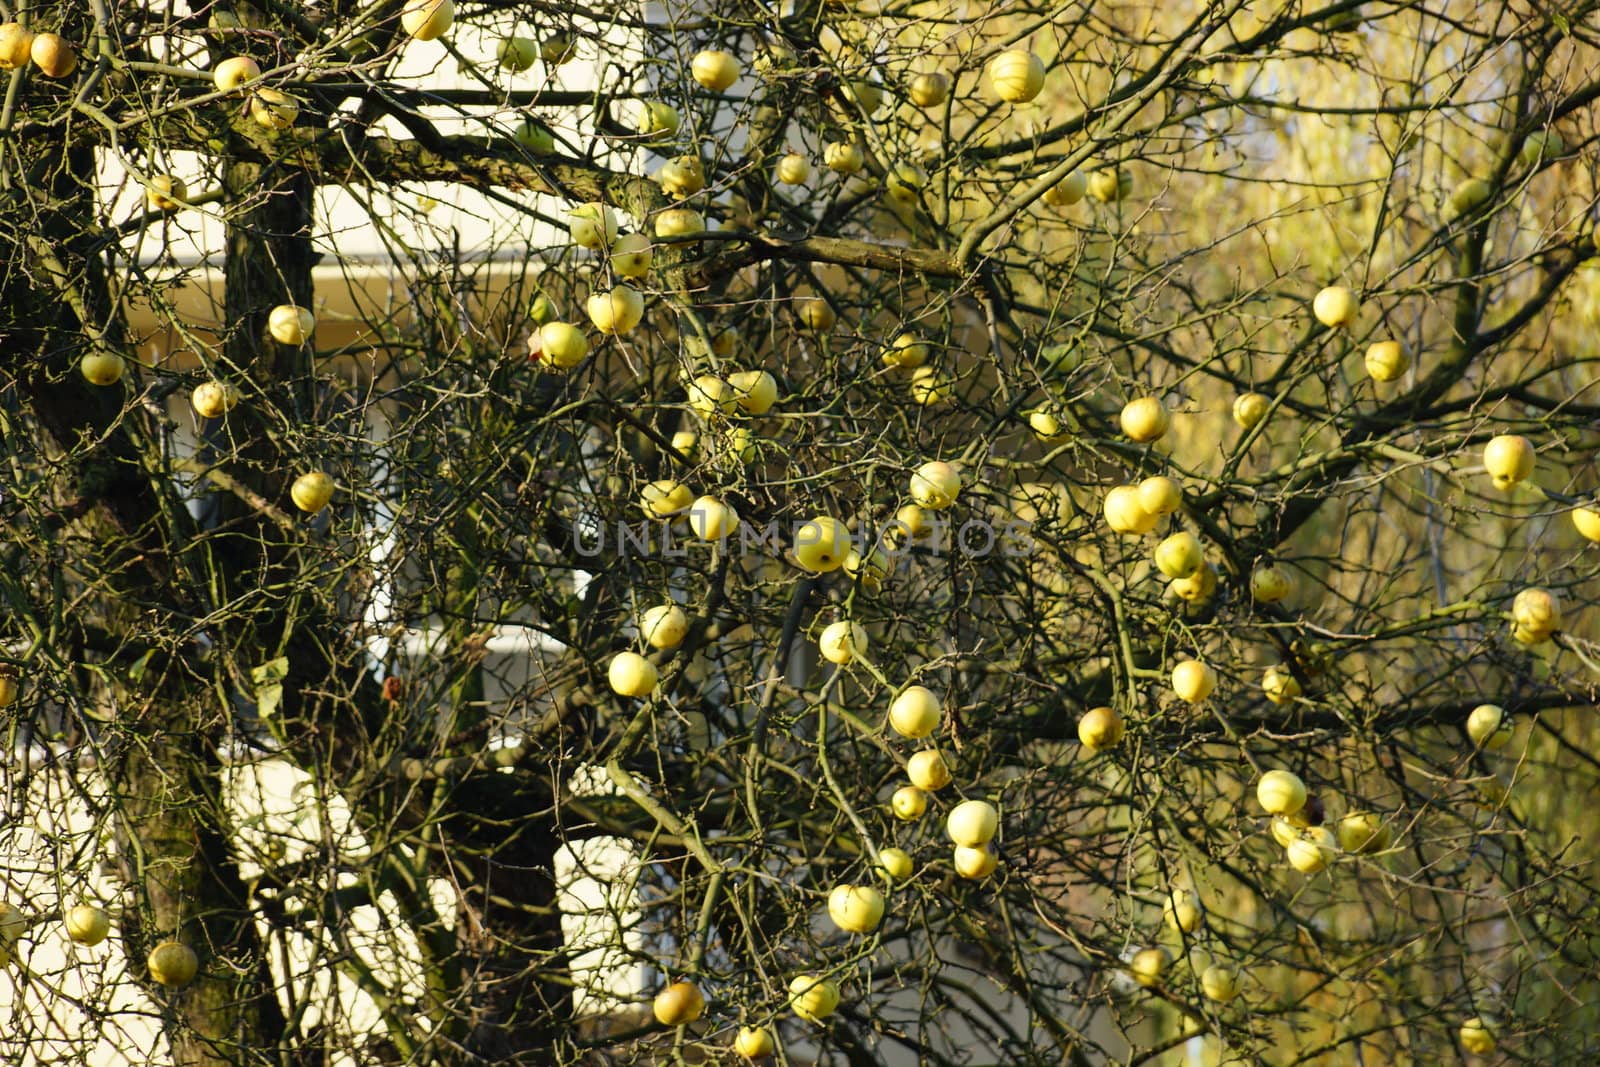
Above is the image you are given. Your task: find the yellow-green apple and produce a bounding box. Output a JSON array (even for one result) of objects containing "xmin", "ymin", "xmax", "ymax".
[
  {"xmin": 908, "ymin": 72, "xmax": 949, "ymax": 107},
  {"xmin": 0, "ymin": 23, "xmax": 35, "ymax": 70},
  {"xmin": 953, "ymin": 845, "xmax": 998, "ymax": 879},
  {"xmin": 1120, "ymin": 397, "xmax": 1170, "ymax": 442},
  {"xmin": 1077, "ymin": 706, "xmax": 1124, "ymax": 751},
  {"xmin": 688, "ymin": 495, "xmax": 738, "ymax": 541},
  {"xmin": 885, "ymin": 163, "xmax": 927, "ymax": 204},
  {"xmin": 147, "ymin": 941, "xmax": 199, "ymax": 987},
  {"xmin": 640, "ymin": 479, "xmax": 692, "ymax": 518},
  {"xmin": 586, "ymin": 285, "xmax": 645, "ymax": 335},
  {"xmin": 1128, "ymin": 947, "xmax": 1169, "ymax": 988},
  {"xmin": 250, "ymin": 88, "xmax": 299, "ymax": 129},
  {"xmin": 80, "ymin": 352, "xmax": 125, "ymax": 386},
  {"xmin": 1170, "ymin": 561, "xmax": 1218, "ymax": 603},
  {"xmin": 1511, "ymin": 586, "xmax": 1560, "ymax": 640},
  {"xmin": 653, "ymin": 980, "xmax": 704, "ymax": 1025},
  {"xmin": 640, "ymin": 604, "xmax": 688, "ymax": 650},
  {"xmin": 1466, "ymin": 703, "xmax": 1513, "ymax": 750},
  {"xmin": 1087, "ymin": 167, "xmax": 1131, "ymax": 202},
  {"xmin": 1041, "ymin": 169, "xmax": 1087, "ymax": 207},
  {"xmin": 1103, "ymin": 485, "xmax": 1157, "ymax": 535},
  {"xmin": 691, "ymin": 49, "xmax": 740, "ymax": 91},
  {"xmin": 1200, "ymin": 964, "xmax": 1238, "ymax": 1002},
  {"xmin": 882, "ymin": 332, "xmax": 930, "ymax": 368},
  {"xmin": 1270, "ymin": 815, "xmax": 1300, "ymax": 849},
  {"xmin": 656, "ymin": 155, "xmax": 705, "ymax": 197},
  {"xmin": 1444, "ymin": 177, "xmax": 1491, "ymax": 221},
  {"xmin": 1250, "ymin": 562, "xmax": 1294, "ymax": 603},
  {"xmin": 910, "ymin": 461, "xmax": 961, "ymax": 510},
  {"xmin": 686, "ymin": 374, "xmax": 736, "ymax": 418},
  {"xmin": 539, "ymin": 33, "xmax": 576, "ymax": 65},
  {"xmin": 1233, "ymin": 392, "xmax": 1270, "ymax": 429},
  {"xmin": 1519, "ymin": 129, "xmax": 1564, "ymax": 166},
  {"xmin": 1256, "ymin": 769, "xmax": 1307, "ymax": 816},
  {"xmin": 1312, "ymin": 286, "xmax": 1359, "ymax": 328},
  {"xmin": 1336, "ymin": 811, "xmax": 1391, "ymax": 854},
  {"xmin": 793, "ymin": 515, "xmax": 850, "ymax": 571},
  {"xmin": 875, "ymin": 847, "xmax": 914, "ymax": 882},
  {"xmin": 212, "ymin": 55, "xmax": 260, "ymax": 92},
  {"xmin": 818, "ymin": 620, "xmax": 866, "ymax": 665},
  {"xmin": 1458, "ymin": 1017, "xmax": 1495, "ymax": 1054},
  {"xmin": 827, "ymin": 885, "xmax": 885, "ymax": 934},
  {"xmin": 191, "ymin": 380, "xmax": 239, "ymax": 418},
  {"xmin": 906, "ymin": 749, "xmax": 951, "ymax": 791},
  {"xmin": 610, "ymin": 233, "xmax": 653, "ymax": 279},
  {"xmin": 841, "ymin": 547, "xmax": 889, "ymax": 591},
  {"xmin": 986, "ymin": 49, "xmax": 1045, "ymax": 103},
  {"xmin": 64, "ymin": 905, "xmax": 110, "ymax": 946},
  {"xmin": 1171, "ymin": 659, "xmax": 1216, "ymax": 703},
  {"xmin": 537, "ymin": 322, "xmax": 589, "ymax": 369},
  {"xmin": 1364, "ymin": 340, "xmax": 1409, "ymax": 382},
  {"xmin": 1154, "ymin": 531, "xmax": 1203, "ymax": 579},
  {"xmin": 1286, "ymin": 825, "xmax": 1338, "ymax": 873},
  {"xmin": 788, "ymin": 974, "xmax": 840, "ymax": 1022},
  {"xmin": 290, "ymin": 472, "xmax": 334, "ymax": 513},
  {"xmin": 268, "ymin": 304, "xmax": 314, "ymax": 345},
  {"xmin": 638, "ymin": 101, "xmax": 680, "ymax": 142},
  {"xmin": 824, "ymin": 141, "xmax": 864, "ymax": 174},
  {"xmin": 569, "ymin": 203, "xmax": 617, "ymax": 249},
  {"xmin": 889, "ymin": 685, "xmax": 941, "ymax": 739},
  {"xmin": 894, "ymin": 504, "xmax": 929, "ymax": 540},
  {"xmin": 1483, "ymin": 434, "xmax": 1534, "ymax": 489},
  {"xmin": 775, "ymin": 152, "xmax": 811, "ymax": 185},
  {"xmin": 890, "ymin": 785, "xmax": 927, "ymax": 820},
  {"xmin": 734, "ymin": 1026, "xmax": 774, "ymax": 1059},
  {"xmin": 1028, "ymin": 408, "xmax": 1064, "ymax": 441},
  {"xmin": 147, "ymin": 175, "xmax": 187, "ymax": 212},
  {"xmin": 909, "ymin": 367, "xmax": 953, "ymax": 406},
  {"xmin": 1137, "ymin": 476, "xmax": 1182, "ymax": 517},
  {"xmin": 0, "ymin": 672, "xmax": 17, "ymax": 707},
  {"xmin": 512, "ymin": 118, "xmax": 555, "ymax": 154},
  {"xmin": 608, "ymin": 651, "xmax": 658, "ymax": 698},
  {"xmin": 1162, "ymin": 888, "xmax": 1201, "ymax": 933},
  {"xmin": 796, "ymin": 296, "xmax": 836, "ymax": 331},
  {"xmin": 496, "ymin": 35, "xmax": 537, "ymax": 71},
  {"xmin": 1262, "ymin": 666, "xmax": 1301, "ymax": 705},
  {"xmin": 946, "ymin": 799, "xmax": 998, "ymax": 848},
  {"xmin": 728, "ymin": 369, "xmax": 778, "ymax": 414},
  {"xmin": 401, "ymin": 0, "xmax": 453, "ymax": 39},
  {"xmin": 1573, "ymin": 505, "xmax": 1600, "ymax": 542}
]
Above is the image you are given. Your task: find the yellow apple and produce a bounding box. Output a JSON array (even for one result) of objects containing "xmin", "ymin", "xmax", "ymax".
[
  {"xmin": 290, "ymin": 471, "xmax": 334, "ymax": 513},
  {"xmin": 496, "ymin": 35, "xmax": 537, "ymax": 71},
  {"xmin": 1336, "ymin": 811, "xmax": 1391, "ymax": 854},
  {"xmin": 1571, "ymin": 504, "xmax": 1600, "ymax": 542},
  {"xmin": 1077, "ymin": 706, "xmax": 1124, "ymax": 751},
  {"xmin": 688, "ymin": 495, "xmax": 738, "ymax": 541},
  {"xmin": 909, "ymin": 365, "xmax": 952, "ymax": 405},
  {"xmin": 875, "ymin": 847, "xmax": 914, "ymax": 882},
  {"xmin": 608, "ymin": 651, "xmax": 658, "ymax": 698},
  {"xmin": 1120, "ymin": 397, "xmax": 1170, "ymax": 442},
  {"xmin": 1444, "ymin": 177, "xmax": 1492, "ymax": 221},
  {"xmin": 638, "ymin": 101, "xmax": 680, "ymax": 142},
  {"xmin": 1200, "ymin": 964, "xmax": 1239, "ymax": 1002},
  {"xmin": 1458, "ymin": 1016, "xmax": 1495, "ymax": 1054},
  {"xmin": 653, "ymin": 980, "xmax": 705, "ymax": 1026},
  {"xmin": 401, "ymin": 0, "xmax": 454, "ymax": 40},
  {"xmin": 586, "ymin": 285, "xmax": 645, "ymax": 335},
  {"xmin": 827, "ymin": 884, "xmax": 885, "ymax": 934},
  {"xmin": 64, "ymin": 905, "xmax": 110, "ymax": 946},
  {"xmin": 907, "ymin": 749, "xmax": 951, "ymax": 791},
  {"xmin": 640, "ymin": 604, "xmax": 688, "ymax": 650},
  {"xmin": 1312, "ymin": 286, "xmax": 1359, "ymax": 328},
  {"xmin": 1042, "ymin": 170, "xmax": 1087, "ymax": 207},
  {"xmin": 1256, "ymin": 769, "xmax": 1307, "ymax": 816},
  {"xmin": 267, "ymin": 304, "xmax": 315, "ymax": 345},
  {"xmin": 842, "ymin": 546, "xmax": 889, "ymax": 590},
  {"xmin": 1519, "ymin": 129, "xmax": 1564, "ymax": 166},
  {"xmin": 953, "ymin": 844, "xmax": 998, "ymax": 879},
  {"xmin": 1137, "ymin": 476, "xmax": 1182, "ymax": 517},
  {"xmin": 823, "ymin": 141, "xmax": 865, "ymax": 174},
  {"xmin": 1511, "ymin": 586, "xmax": 1560, "ymax": 640},
  {"xmin": 147, "ymin": 175, "xmax": 187, "ymax": 213},
  {"xmin": 1128, "ymin": 947, "xmax": 1169, "ymax": 988},
  {"xmin": 775, "ymin": 152, "xmax": 811, "ymax": 185},
  {"xmin": 191, "ymin": 380, "xmax": 240, "ymax": 419},
  {"xmin": 986, "ymin": 49, "xmax": 1045, "ymax": 103},
  {"xmin": 818, "ymin": 620, "xmax": 866, "ymax": 665},
  {"xmin": 793, "ymin": 515, "xmax": 850, "ymax": 571},
  {"xmin": 569, "ymin": 202, "xmax": 618, "ymax": 250},
  {"xmin": 894, "ymin": 504, "xmax": 929, "ymax": 540},
  {"xmin": 654, "ymin": 207, "xmax": 706, "ymax": 238},
  {"xmin": 1286, "ymin": 825, "xmax": 1338, "ymax": 873},
  {"xmin": 1483, "ymin": 434, "xmax": 1534, "ymax": 489},
  {"xmin": 788, "ymin": 974, "xmax": 840, "ymax": 1022},
  {"xmin": 1364, "ymin": 340, "xmax": 1409, "ymax": 382},
  {"xmin": 147, "ymin": 940, "xmax": 199, "ymax": 987},
  {"xmin": 1466, "ymin": 703, "xmax": 1513, "ymax": 750},
  {"xmin": 1250, "ymin": 562, "xmax": 1294, "ymax": 603},
  {"xmin": 80, "ymin": 352, "xmax": 125, "ymax": 386},
  {"xmin": 946, "ymin": 799, "xmax": 998, "ymax": 848},
  {"xmin": 1103, "ymin": 485, "xmax": 1157, "ymax": 535},
  {"xmin": 882, "ymin": 332, "xmax": 930, "ymax": 368},
  {"xmin": 796, "ymin": 296, "xmax": 836, "ymax": 331},
  {"xmin": 537, "ymin": 322, "xmax": 589, "ymax": 369},
  {"xmin": 1262, "ymin": 666, "xmax": 1301, "ymax": 705},
  {"xmin": 1087, "ymin": 167, "xmax": 1132, "ymax": 202},
  {"xmin": 0, "ymin": 23, "xmax": 36, "ymax": 70},
  {"xmin": 1233, "ymin": 391, "xmax": 1270, "ymax": 429},
  {"xmin": 0, "ymin": 672, "xmax": 17, "ymax": 707},
  {"xmin": 910, "ymin": 461, "xmax": 961, "ymax": 510},
  {"xmin": 1162, "ymin": 888, "xmax": 1201, "ymax": 934},
  {"xmin": 908, "ymin": 72, "xmax": 949, "ymax": 107},
  {"xmin": 889, "ymin": 685, "xmax": 941, "ymax": 739},
  {"xmin": 1028, "ymin": 409, "xmax": 1064, "ymax": 441},
  {"xmin": 686, "ymin": 374, "xmax": 736, "ymax": 419},
  {"xmin": 1269, "ymin": 815, "xmax": 1300, "ymax": 849},
  {"xmin": 212, "ymin": 55, "xmax": 261, "ymax": 92},
  {"xmin": 610, "ymin": 234, "xmax": 653, "ymax": 279},
  {"xmin": 885, "ymin": 163, "xmax": 927, "ymax": 205},
  {"xmin": 1170, "ymin": 561, "xmax": 1218, "ymax": 604},
  {"xmin": 540, "ymin": 33, "xmax": 576, "ymax": 65},
  {"xmin": 249, "ymin": 88, "xmax": 298, "ymax": 129},
  {"xmin": 1171, "ymin": 659, "xmax": 1216, "ymax": 703},
  {"xmin": 640, "ymin": 479, "xmax": 692, "ymax": 518},
  {"xmin": 890, "ymin": 785, "xmax": 927, "ymax": 820},
  {"xmin": 734, "ymin": 1025, "xmax": 775, "ymax": 1059},
  {"xmin": 728, "ymin": 369, "xmax": 778, "ymax": 415},
  {"xmin": 691, "ymin": 49, "xmax": 740, "ymax": 92},
  {"xmin": 1154, "ymin": 531, "xmax": 1203, "ymax": 579},
  {"xmin": 656, "ymin": 155, "xmax": 705, "ymax": 198}
]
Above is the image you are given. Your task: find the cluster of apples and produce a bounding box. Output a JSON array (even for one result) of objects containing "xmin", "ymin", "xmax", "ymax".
[
  {"xmin": 0, "ymin": 899, "xmax": 197, "ymax": 989},
  {"xmin": 0, "ymin": 21, "xmax": 78, "ymax": 79}
]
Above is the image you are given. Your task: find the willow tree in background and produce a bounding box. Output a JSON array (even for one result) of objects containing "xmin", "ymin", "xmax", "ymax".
[{"xmin": 2, "ymin": 0, "xmax": 1599, "ymax": 1063}]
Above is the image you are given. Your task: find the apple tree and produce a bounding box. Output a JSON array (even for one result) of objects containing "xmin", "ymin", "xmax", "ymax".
[{"xmin": 1, "ymin": 0, "xmax": 1599, "ymax": 1064}]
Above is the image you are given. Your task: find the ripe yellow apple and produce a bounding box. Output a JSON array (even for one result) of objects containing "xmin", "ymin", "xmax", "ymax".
[
  {"xmin": 728, "ymin": 369, "xmax": 778, "ymax": 415},
  {"xmin": 540, "ymin": 33, "xmax": 576, "ymax": 65},
  {"xmin": 818, "ymin": 620, "xmax": 866, "ymax": 665},
  {"xmin": 0, "ymin": 672, "xmax": 18, "ymax": 707},
  {"xmin": 1286, "ymin": 825, "xmax": 1338, "ymax": 873},
  {"xmin": 655, "ymin": 208, "xmax": 706, "ymax": 239},
  {"xmin": 775, "ymin": 152, "xmax": 811, "ymax": 185},
  {"xmin": 537, "ymin": 322, "xmax": 589, "ymax": 369},
  {"xmin": 1103, "ymin": 485, "xmax": 1157, "ymax": 535},
  {"xmin": 587, "ymin": 285, "xmax": 645, "ymax": 335},
  {"xmin": 909, "ymin": 365, "xmax": 953, "ymax": 405},
  {"xmin": 686, "ymin": 374, "xmax": 736, "ymax": 419},
  {"xmin": 64, "ymin": 905, "xmax": 111, "ymax": 946},
  {"xmin": 1262, "ymin": 666, "xmax": 1301, "ymax": 705},
  {"xmin": 882, "ymin": 332, "xmax": 930, "ymax": 368},
  {"xmin": 191, "ymin": 380, "xmax": 240, "ymax": 419},
  {"xmin": 29, "ymin": 32, "xmax": 76, "ymax": 78},
  {"xmin": 656, "ymin": 155, "xmax": 705, "ymax": 198},
  {"xmin": 290, "ymin": 472, "xmax": 334, "ymax": 513},
  {"xmin": 734, "ymin": 1025, "xmax": 775, "ymax": 1059},
  {"xmin": 1257, "ymin": 769, "xmax": 1307, "ymax": 816},
  {"xmin": 1162, "ymin": 888, "xmax": 1202, "ymax": 934},
  {"xmin": 1482, "ymin": 434, "xmax": 1534, "ymax": 489},
  {"xmin": 909, "ymin": 72, "xmax": 949, "ymax": 107},
  {"xmin": 1269, "ymin": 815, "xmax": 1300, "ymax": 849},
  {"xmin": 875, "ymin": 847, "xmax": 914, "ymax": 882},
  {"xmin": 946, "ymin": 799, "xmax": 999, "ymax": 848},
  {"xmin": 249, "ymin": 88, "xmax": 299, "ymax": 130},
  {"xmin": 147, "ymin": 175, "xmax": 188, "ymax": 212},
  {"xmin": 1077, "ymin": 706, "xmax": 1123, "ymax": 751},
  {"xmin": 267, "ymin": 304, "xmax": 315, "ymax": 345},
  {"xmin": 1249, "ymin": 562, "xmax": 1294, "ymax": 603},
  {"xmin": 1200, "ymin": 964, "xmax": 1239, "ymax": 1002},
  {"xmin": 653, "ymin": 980, "xmax": 705, "ymax": 1026},
  {"xmin": 796, "ymin": 296, "xmax": 836, "ymax": 331},
  {"xmin": 608, "ymin": 651, "xmax": 658, "ymax": 698},
  {"xmin": 640, "ymin": 479, "xmax": 692, "ymax": 518},
  {"xmin": 841, "ymin": 546, "xmax": 889, "ymax": 590},
  {"xmin": 688, "ymin": 495, "xmax": 739, "ymax": 541},
  {"xmin": 1042, "ymin": 170, "xmax": 1087, "ymax": 207},
  {"xmin": 1519, "ymin": 129, "xmax": 1564, "ymax": 166},
  {"xmin": 1170, "ymin": 561, "xmax": 1218, "ymax": 604},
  {"xmin": 1312, "ymin": 286, "xmax": 1359, "ymax": 329},
  {"xmin": 80, "ymin": 352, "xmax": 126, "ymax": 386},
  {"xmin": 496, "ymin": 35, "xmax": 537, "ymax": 71},
  {"xmin": 906, "ymin": 749, "xmax": 951, "ymax": 791},
  {"xmin": 827, "ymin": 884, "xmax": 885, "ymax": 934},
  {"xmin": 986, "ymin": 49, "xmax": 1045, "ymax": 103},
  {"xmin": 638, "ymin": 101, "xmax": 680, "ymax": 142},
  {"xmin": 953, "ymin": 844, "xmax": 998, "ymax": 879},
  {"xmin": 823, "ymin": 141, "xmax": 865, "ymax": 174},
  {"xmin": 1364, "ymin": 340, "xmax": 1409, "ymax": 382},
  {"xmin": 1171, "ymin": 659, "xmax": 1216, "ymax": 703},
  {"xmin": 1154, "ymin": 531, "xmax": 1203, "ymax": 579},
  {"xmin": 910, "ymin": 461, "xmax": 961, "ymax": 510},
  {"xmin": 0, "ymin": 23, "xmax": 36, "ymax": 70},
  {"xmin": 884, "ymin": 163, "xmax": 927, "ymax": 205},
  {"xmin": 1466, "ymin": 703, "xmax": 1513, "ymax": 750},
  {"xmin": 147, "ymin": 940, "xmax": 199, "ymax": 987},
  {"xmin": 691, "ymin": 49, "xmax": 740, "ymax": 91},
  {"xmin": 1571, "ymin": 504, "xmax": 1600, "ymax": 542},
  {"xmin": 889, "ymin": 686, "xmax": 941, "ymax": 739},
  {"xmin": 1128, "ymin": 947, "xmax": 1169, "ymax": 988},
  {"xmin": 1233, "ymin": 391, "xmax": 1270, "ymax": 429},
  {"xmin": 569, "ymin": 202, "xmax": 618, "ymax": 250},
  {"xmin": 401, "ymin": 0, "xmax": 454, "ymax": 40},
  {"xmin": 1028, "ymin": 409, "xmax": 1064, "ymax": 441},
  {"xmin": 1458, "ymin": 1016, "xmax": 1495, "ymax": 1054},
  {"xmin": 1087, "ymin": 167, "xmax": 1132, "ymax": 202},
  {"xmin": 610, "ymin": 234, "xmax": 653, "ymax": 279},
  {"xmin": 788, "ymin": 974, "xmax": 840, "ymax": 1022},
  {"xmin": 1336, "ymin": 811, "xmax": 1391, "ymax": 854},
  {"xmin": 895, "ymin": 504, "xmax": 929, "ymax": 540},
  {"xmin": 1444, "ymin": 177, "xmax": 1492, "ymax": 221},
  {"xmin": 212, "ymin": 55, "xmax": 260, "ymax": 92},
  {"xmin": 891, "ymin": 785, "xmax": 927, "ymax": 820},
  {"xmin": 793, "ymin": 515, "xmax": 850, "ymax": 572},
  {"xmin": 640, "ymin": 604, "xmax": 688, "ymax": 650},
  {"xmin": 1511, "ymin": 586, "xmax": 1560, "ymax": 640},
  {"xmin": 1137, "ymin": 476, "xmax": 1182, "ymax": 517},
  {"xmin": 1120, "ymin": 397, "xmax": 1170, "ymax": 442}
]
